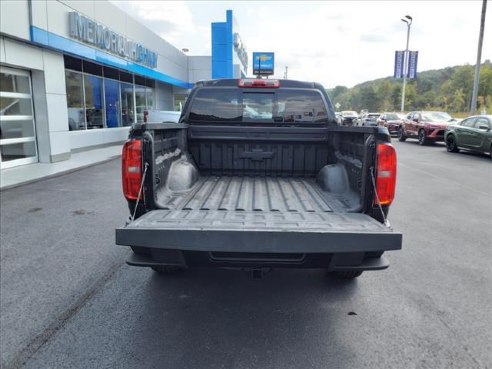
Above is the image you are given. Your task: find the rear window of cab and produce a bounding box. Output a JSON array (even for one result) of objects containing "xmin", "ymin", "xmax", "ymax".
[{"xmin": 187, "ymin": 88, "xmax": 329, "ymax": 123}]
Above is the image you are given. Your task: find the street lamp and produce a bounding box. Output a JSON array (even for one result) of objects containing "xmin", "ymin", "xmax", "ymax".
[{"xmin": 400, "ymin": 15, "xmax": 412, "ymax": 113}]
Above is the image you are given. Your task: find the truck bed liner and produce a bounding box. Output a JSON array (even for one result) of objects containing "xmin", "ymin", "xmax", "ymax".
[{"xmin": 156, "ymin": 176, "xmax": 354, "ymax": 213}]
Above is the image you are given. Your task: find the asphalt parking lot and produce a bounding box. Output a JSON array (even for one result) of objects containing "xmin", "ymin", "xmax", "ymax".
[{"xmin": 1, "ymin": 140, "xmax": 491, "ymax": 369}]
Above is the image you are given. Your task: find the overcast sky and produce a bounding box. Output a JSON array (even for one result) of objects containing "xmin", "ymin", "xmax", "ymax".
[{"xmin": 112, "ymin": 1, "xmax": 490, "ymax": 88}]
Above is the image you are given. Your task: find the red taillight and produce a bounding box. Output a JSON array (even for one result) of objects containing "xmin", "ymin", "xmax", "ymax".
[
  {"xmin": 238, "ymin": 79, "xmax": 280, "ymax": 88},
  {"xmin": 122, "ymin": 139, "xmax": 142, "ymax": 201},
  {"xmin": 374, "ymin": 143, "xmax": 397, "ymax": 206}
]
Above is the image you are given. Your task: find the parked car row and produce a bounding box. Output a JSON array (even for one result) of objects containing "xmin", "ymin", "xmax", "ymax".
[
  {"xmin": 394, "ymin": 110, "xmax": 490, "ymax": 157},
  {"xmin": 335, "ymin": 109, "xmax": 491, "ymax": 158},
  {"xmin": 334, "ymin": 111, "xmax": 384, "ymax": 127}
]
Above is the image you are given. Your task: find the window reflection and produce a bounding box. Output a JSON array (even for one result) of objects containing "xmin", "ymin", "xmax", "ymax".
[
  {"xmin": 120, "ymin": 82, "xmax": 134, "ymax": 127},
  {"xmin": 64, "ymin": 60, "xmax": 156, "ymax": 130},
  {"xmin": 104, "ymin": 79, "xmax": 120, "ymax": 128},
  {"xmin": 84, "ymin": 75, "xmax": 104, "ymax": 129},
  {"xmin": 65, "ymin": 71, "xmax": 85, "ymax": 131},
  {"xmin": 135, "ymin": 85, "xmax": 146, "ymax": 123},
  {"xmin": 0, "ymin": 68, "xmax": 37, "ymax": 166},
  {"xmin": 0, "ymin": 73, "xmax": 30, "ymax": 94}
]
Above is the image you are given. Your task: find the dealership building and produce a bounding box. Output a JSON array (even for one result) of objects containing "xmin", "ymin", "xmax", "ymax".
[{"xmin": 0, "ymin": 1, "xmax": 247, "ymax": 169}]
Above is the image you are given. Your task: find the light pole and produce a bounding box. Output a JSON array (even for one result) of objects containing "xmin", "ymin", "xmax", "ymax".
[
  {"xmin": 400, "ymin": 15, "xmax": 412, "ymax": 113},
  {"xmin": 470, "ymin": 0, "xmax": 487, "ymax": 114}
]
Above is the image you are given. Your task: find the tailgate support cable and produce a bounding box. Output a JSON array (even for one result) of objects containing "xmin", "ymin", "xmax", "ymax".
[
  {"xmin": 370, "ymin": 167, "xmax": 388, "ymax": 226},
  {"xmin": 131, "ymin": 162, "xmax": 149, "ymax": 222}
]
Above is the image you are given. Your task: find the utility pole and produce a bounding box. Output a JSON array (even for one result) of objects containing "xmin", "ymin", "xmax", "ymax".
[
  {"xmin": 470, "ymin": 0, "xmax": 487, "ymax": 114},
  {"xmin": 400, "ymin": 15, "xmax": 413, "ymax": 113},
  {"xmin": 284, "ymin": 66, "xmax": 288, "ymax": 79}
]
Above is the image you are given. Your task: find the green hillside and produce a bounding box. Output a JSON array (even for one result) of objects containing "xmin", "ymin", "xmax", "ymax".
[{"xmin": 327, "ymin": 62, "xmax": 492, "ymax": 115}]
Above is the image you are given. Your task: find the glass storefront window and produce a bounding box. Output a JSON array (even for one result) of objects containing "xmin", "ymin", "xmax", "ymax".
[
  {"xmin": 174, "ymin": 95, "xmax": 187, "ymax": 112},
  {"xmin": 146, "ymin": 88, "xmax": 154, "ymax": 110},
  {"xmin": 0, "ymin": 67, "xmax": 37, "ymax": 169},
  {"xmin": 0, "ymin": 119, "xmax": 35, "ymax": 140},
  {"xmin": 0, "ymin": 97, "xmax": 32, "ymax": 116},
  {"xmin": 64, "ymin": 58, "xmax": 159, "ymax": 129},
  {"xmin": 104, "ymin": 79, "xmax": 120, "ymax": 128},
  {"xmin": 120, "ymin": 82, "xmax": 134, "ymax": 126},
  {"xmin": 135, "ymin": 84, "xmax": 146, "ymax": 123},
  {"xmin": 65, "ymin": 71, "xmax": 85, "ymax": 131},
  {"xmin": 0, "ymin": 73, "xmax": 30, "ymax": 94},
  {"xmin": 0, "ymin": 141, "xmax": 36, "ymax": 162},
  {"xmin": 84, "ymin": 75, "xmax": 105, "ymax": 129}
]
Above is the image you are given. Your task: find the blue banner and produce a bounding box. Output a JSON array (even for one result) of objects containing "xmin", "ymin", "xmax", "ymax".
[
  {"xmin": 394, "ymin": 51, "xmax": 404, "ymax": 79},
  {"xmin": 253, "ymin": 52, "xmax": 275, "ymax": 75},
  {"xmin": 407, "ymin": 51, "xmax": 419, "ymax": 79}
]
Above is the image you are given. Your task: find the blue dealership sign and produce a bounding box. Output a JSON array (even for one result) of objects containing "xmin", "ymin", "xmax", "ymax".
[
  {"xmin": 394, "ymin": 51, "xmax": 404, "ymax": 79},
  {"xmin": 407, "ymin": 51, "xmax": 419, "ymax": 79},
  {"xmin": 253, "ymin": 52, "xmax": 275, "ymax": 76}
]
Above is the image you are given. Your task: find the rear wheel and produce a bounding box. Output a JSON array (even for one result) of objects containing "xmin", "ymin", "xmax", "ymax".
[
  {"xmin": 418, "ymin": 129, "xmax": 428, "ymax": 145},
  {"xmin": 446, "ymin": 135, "xmax": 459, "ymax": 153},
  {"xmin": 398, "ymin": 126, "xmax": 407, "ymax": 142},
  {"xmin": 330, "ymin": 271, "xmax": 363, "ymax": 279}
]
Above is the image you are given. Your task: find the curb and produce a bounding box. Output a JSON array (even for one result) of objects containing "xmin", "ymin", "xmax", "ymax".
[{"xmin": 0, "ymin": 155, "xmax": 120, "ymax": 192}]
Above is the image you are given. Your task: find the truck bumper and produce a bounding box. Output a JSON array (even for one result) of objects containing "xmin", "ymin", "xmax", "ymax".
[{"xmin": 126, "ymin": 250, "xmax": 391, "ymax": 271}]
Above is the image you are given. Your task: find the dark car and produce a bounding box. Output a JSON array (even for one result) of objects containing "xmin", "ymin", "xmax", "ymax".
[
  {"xmin": 445, "ymin": 115, "xmax": 492, "ymax": 158},
  {"xmin": 398, "ymin": 111, "xmax": 456, "ymax": 145},
  {"xmin": 377, "ymin": 112, "xmax": 405, "ymax": 136}
]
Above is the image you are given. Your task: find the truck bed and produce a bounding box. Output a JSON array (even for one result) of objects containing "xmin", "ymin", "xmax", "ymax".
[
  {"xmin": 117, "ymin": 175, "xmax": 401, "ymax": 253},
  {"xmin": 156, "ymin": 176, "xmax": 355, "ymax": 213}
]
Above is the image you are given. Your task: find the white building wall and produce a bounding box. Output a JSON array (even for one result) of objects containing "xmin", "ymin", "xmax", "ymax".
[
  {"xmin": 188, "ymin": 56, "xmax": 212, "ymax": 83},
  {"xmin": 0, "ymin": 0, "xmax": 30, "ymax": 41},
  {"xmin": 69, "ymin": 128, "xmax": 130, "ymax": 151},
  {"xmin": 155, "ymin": 82, "xmax": 174, "ymax": 110}
]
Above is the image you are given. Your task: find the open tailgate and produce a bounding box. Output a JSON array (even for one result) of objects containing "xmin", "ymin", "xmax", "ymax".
[{"xmin": 116, "ymin": 210, "xmax": 402, "ymax": 253}]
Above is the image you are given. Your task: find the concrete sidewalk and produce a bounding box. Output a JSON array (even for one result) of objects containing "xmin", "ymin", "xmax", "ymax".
[{"xmin": 0, "ymin": 144, "xmax": 123, "ymax": 190}]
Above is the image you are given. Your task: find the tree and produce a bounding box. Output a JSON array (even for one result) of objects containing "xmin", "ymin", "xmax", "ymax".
[
  {"xmin": 479, "ymin": 65, "xmax": 492, "ymax": 111},
  {"xmin": 452, "ymin": 88, "xmax": 466, "ymax": 112}
]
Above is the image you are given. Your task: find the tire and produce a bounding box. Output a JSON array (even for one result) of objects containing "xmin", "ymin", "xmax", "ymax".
[
  {"xmin": 330, "ymin": 271, "xmax": 363, "ymax": 279},
  {"xmin": 418, "ymin": 129, "xmax": 428, "ymax": 145},
  {"xmin": 446, "ymin": 135, "xmax": 459, "ymax": 153},
  {"xmin": 398, "ymin": 126, "xmax": 407, "ymax": 142},
  {"xmin": 489, "ymin": 144, "xmax": 492, "ymax": 159},
  {"xmin": 151, "ymin": 266, "xmax": 187, "ymax": 275}
]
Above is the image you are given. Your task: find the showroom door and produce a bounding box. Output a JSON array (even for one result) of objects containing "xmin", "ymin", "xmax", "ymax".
[{"xmin": 0, "ymin": 67, "xmax": 38, "ymax": 169}]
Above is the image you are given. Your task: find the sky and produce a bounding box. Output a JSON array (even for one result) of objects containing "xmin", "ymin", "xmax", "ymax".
[{"xmin": 112, "ymin": 1, "xmax": 491, "ymax": 88}]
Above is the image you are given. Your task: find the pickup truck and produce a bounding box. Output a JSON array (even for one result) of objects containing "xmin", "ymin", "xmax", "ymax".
[{"xmin": 116, "ymin": 78, "xmax": 402, "ymax": 279}]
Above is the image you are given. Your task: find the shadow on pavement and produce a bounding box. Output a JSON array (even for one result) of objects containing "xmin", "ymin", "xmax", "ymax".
[{"xmin": 119, "ymin": 267, "xmax": 360, "ymax": 368}]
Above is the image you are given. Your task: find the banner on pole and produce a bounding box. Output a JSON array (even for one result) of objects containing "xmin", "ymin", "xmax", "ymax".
[
  {"xmin": 394, "ymin": 51, "xmax": 404, "ymax": 79},
  {"xmin": 407, "ymin": 51, "xmax": 419, "ymax": 79}
]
